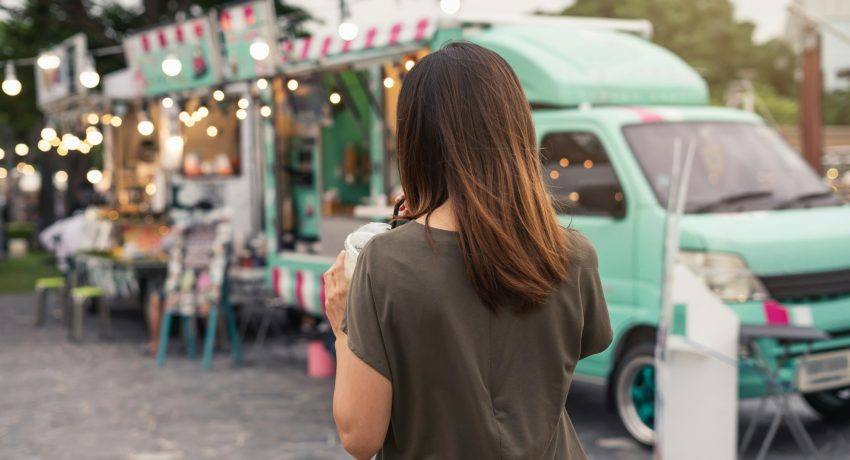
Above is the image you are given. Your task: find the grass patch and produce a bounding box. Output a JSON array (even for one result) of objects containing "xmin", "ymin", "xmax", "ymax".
[{"xmin": 0, "ymin": 252, "xmax": 61, "ymax": 293}]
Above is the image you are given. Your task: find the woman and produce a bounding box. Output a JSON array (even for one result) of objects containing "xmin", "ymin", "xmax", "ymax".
[{"xmin": 323, "ymin": 42, "xmax": 613, "ymax": 459}]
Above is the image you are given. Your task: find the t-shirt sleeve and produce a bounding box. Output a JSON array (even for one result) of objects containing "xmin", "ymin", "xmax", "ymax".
[
  {"xmin": 577, "ymin": 238, "xmax": 614, "ymax": 360},
  {"xmin": 340, "ymin": 245, "xmax": 393, "ymax": 381}
]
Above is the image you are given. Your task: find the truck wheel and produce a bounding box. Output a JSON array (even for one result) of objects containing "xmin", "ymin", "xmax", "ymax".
[
  {"xmin": 803, "ymin": 386, "xmax": 850, "ymax": 420},
  {"xmin": 612, "ymin": 343, "xmax": 656, "ymax": 446}
]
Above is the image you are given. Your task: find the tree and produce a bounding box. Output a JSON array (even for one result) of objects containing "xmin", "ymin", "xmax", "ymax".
[{"xmin": 558, "ymin": 0, "xmax": 798, "ymax": 102}]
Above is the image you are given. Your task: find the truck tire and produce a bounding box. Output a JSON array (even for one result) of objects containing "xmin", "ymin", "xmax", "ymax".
[
  {"xmin": 803, "ymin": 386, "xmax": 850, "ymax": 420},
  {"xmin": 612, "ymin": 342, "xmax": 656, "ymax": 447}
]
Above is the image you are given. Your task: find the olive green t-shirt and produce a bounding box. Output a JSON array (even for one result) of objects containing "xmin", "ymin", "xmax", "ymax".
[{"xmin": 341, "ymin": 221, "xmax": 613, "ymax": 459}]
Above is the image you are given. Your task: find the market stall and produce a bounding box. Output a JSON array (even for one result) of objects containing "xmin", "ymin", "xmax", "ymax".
[{"xmin": 264, "ymin": 15, "xmax": 441, "ymax": 318}]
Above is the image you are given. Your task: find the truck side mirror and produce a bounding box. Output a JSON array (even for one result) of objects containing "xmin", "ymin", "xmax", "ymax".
[{"xmin": 577, "ymin": 184, "xmax": 626, "ymax": 219}]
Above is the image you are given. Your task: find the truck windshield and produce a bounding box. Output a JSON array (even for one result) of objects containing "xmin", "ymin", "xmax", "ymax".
[{"xmin": 623, "ymin": 122, "xmax": 841, "ymax": 213}]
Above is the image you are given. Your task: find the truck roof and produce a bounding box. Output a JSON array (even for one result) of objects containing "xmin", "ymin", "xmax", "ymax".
[
  {"xmin": 532, "ymin": 105, "xmax": 764, "ymax": 127},
  {"xmin": 468, "ymin": 25, "xmax": 709, "ymax": 108}
]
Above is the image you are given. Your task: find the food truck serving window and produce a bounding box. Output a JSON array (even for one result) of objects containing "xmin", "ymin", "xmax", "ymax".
[{"xmin": 181, "ymin": 101, "xmax": 240, "ymax": 177}]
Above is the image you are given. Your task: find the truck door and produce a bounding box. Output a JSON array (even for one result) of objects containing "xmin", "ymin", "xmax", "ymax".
[{"xmin": 538, "ymin": 126, "xmax": 637, "ymax": 376}]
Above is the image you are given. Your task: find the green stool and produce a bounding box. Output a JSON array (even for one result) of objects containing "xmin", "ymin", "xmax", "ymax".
[
  {"xmin": 34, "ymin": 277, "xmax": 67, "ymax": 327},
  {"xmin": 70, "ymin": 286, "xmax": 110, "ymax": 341}
]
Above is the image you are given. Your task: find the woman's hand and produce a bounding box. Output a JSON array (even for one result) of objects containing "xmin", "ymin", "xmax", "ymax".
[{"xmin": 323, "ymin": 250, "xmax": 348, "ymax": 337}]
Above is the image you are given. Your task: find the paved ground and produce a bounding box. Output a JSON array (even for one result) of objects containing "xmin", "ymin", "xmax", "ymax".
[{"xmin": 1, "ymin": 293, "xmax": 849, "ymax": 459}]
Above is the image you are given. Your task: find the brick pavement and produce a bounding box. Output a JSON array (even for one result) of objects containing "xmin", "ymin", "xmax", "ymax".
[{"xmin": 1, "ymin": 293, "xmax": 849, "ymax": 459}]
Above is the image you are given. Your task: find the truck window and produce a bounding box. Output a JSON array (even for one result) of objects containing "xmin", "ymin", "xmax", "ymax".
[{"xmin": 540, "ymin": 131, "xmax": 625, "ymax": 217}]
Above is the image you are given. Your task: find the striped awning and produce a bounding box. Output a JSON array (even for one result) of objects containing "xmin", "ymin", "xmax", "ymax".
[
  {"xmin": 272, "ymin": 264, "xmax": 327, "ymax": 317},
  {"xmin": 281, "ymin": 16, "xmax": 436, "ymax": 67}
]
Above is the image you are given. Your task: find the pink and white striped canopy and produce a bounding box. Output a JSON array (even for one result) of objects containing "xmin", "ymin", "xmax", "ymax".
[{"xmin": 281, "ymin": 17, "xmax": 436, "ymax": 65}]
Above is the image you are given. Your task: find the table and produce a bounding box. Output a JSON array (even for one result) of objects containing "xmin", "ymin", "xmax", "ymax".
[{"xmin": 738, "ymin": 325, "xmax": 831, "ymax": 460}]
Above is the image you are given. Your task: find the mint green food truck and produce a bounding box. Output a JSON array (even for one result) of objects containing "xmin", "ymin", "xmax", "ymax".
[{"xmin": 266, "ymin": 16, "xmax": 850, "ymax": 445}]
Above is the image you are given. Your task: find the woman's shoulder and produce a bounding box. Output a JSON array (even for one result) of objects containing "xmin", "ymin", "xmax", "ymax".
[{"xmin": 562, "ymin": 227, "xmax": 599, "ymax": 270}]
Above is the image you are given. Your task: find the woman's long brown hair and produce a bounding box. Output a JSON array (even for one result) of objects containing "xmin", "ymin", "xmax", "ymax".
[{"xmin": 396, "ymin": 42, "xmax": 570, "ymax": 313}]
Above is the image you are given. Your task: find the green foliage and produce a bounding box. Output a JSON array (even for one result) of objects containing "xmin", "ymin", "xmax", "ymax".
[
  {"xmin": 0, "ymin": 251, "xmax": 60, "ymax": 293},
  {"xmin": 5, "ymin": 221, "xmax": 33, "ymax": 240},
  {"xmin": 560, "ymin": 0, "xmax": 797, "ymax": 101},
  {"xmin": 823, "ymin": 89, "xmax": 850, "ymax": 125},
  {"xmin": 754, "ymin": 84, "xmax": 798, "ymax": 125}
]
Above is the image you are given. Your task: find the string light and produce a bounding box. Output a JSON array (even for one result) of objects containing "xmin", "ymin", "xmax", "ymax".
[
  {"xmin": 137, "ymin": 115, "xmax": 154, "ymax": 136},
  {"xmin": 260, "ymin": 105, "xmax": 272, "ymax": 117},
  {"xmin": 0, "ymin": 148, "xmax": 4, "ymax": 160},
  {"xmin": 79, "ymin": 54, "xmax": 100, "ymax": 89},
  {"xmin": 37, "ymin": 140, "xmax": 51, "ymax": 152},
  {"xmin": 78, "ymin": 143, "xmax": 91, "ymax": 154},
  {"xmin": 238, "ymin": 98, "xmax": 250, "ymax": 109},
  {"xmin": 0, "ymin": 168, "xmax": 6, "ymax": 179},
  {"xmin": 145, "ymin": 183, "xmax": 157, "ymax": 196},
  {"xmin": 161, "ymin": 53, "xmax": 182, "ymax": 77},
  {"xmin": 14, "ymin": 143, "xmax": 28, "ymax": 156},
  {"xmin": 286, "ymin": 79, "xmax": 298, "ymax": 91},
  {"xmin": 249, "ymin": 37, "xmax": 270, "ymax": 61},
  {"xmin": 440, "ymin": 0, "xmax": 461, "ymax": 15},
  {"xmin": 3, "ymin": 62, "xmax": 22, "ymax": 96},
  {"xmin": 41, "ymin": 127, "xmax": 57, "ymax": 141},
  {"xmin": 213, "ymin": 90, "xmax": 225, "ymax": 101},
  {"xmin": 236, "ymin": 108, "xmax": 247, "ymax": 120},
  {"xmin": 62, "ymin": 134, "xmax": 80, "ymax": 150},
  {"xmin": 86, "ymin": 127, "xmax": 103, "ymax": 146},
  {"xmin": 100, "ymin": 114, "xmax": 112, "ymax": 124},
  {"xmin": 37, "ymin": 52, "xmax": 61, "ymax": 70},
  {"xmin": 256, "ymin": 78, "xmax": 268, "ymax": 90},
  {"xmin": 87, "ymin": 113, "xmax": 100, "ymax": 125},
  {"xmin": 329, "ymin": 92, "xmax": 341, "ymax": 104},
  {"xmin": 56, "ymin": 145, "xmax": 68, "ymax": 156},
  {"xmin": 110, "ymin": 116, "xmax": 122, "ymax": 127},
  {"xmin": 162, "ymin": 97, "xmax": 174, "ymax": 109},
  {"xmin": 49, "ymin": 137, "xmax": 61, "ymax": 147},
  {"xmin": 198, "ymin": 106, "xmax": 209, "ymax": 117},
  {"xmin": 383, "ymin": 77, "xmax": 395, "ymax": 89},
  {"xmin": 86, "ymin": 169, "xmax": 103, "ymax": 184},
  {"xmin": 206, "ymin": 126, "xmax": 218, "ymax": 137},
  {"xmin": 338, "ymin": 0, "xmax": 358, "ymax": 42},
  {"xmin": 404, "ymin": 59, "xmax": 415, "ymax": 71}
]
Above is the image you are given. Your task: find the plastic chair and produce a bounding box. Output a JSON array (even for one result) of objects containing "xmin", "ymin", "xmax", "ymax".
[
  {"xmin": 70, "ymin": 286, "xmax": 110, "ymax": 341},
  {"xmin": 34, "ymin": 277, "xmax": 67, "ymax": 326}
]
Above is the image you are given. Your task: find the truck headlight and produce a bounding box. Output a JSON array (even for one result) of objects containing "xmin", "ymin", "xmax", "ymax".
[{"xmin": 677, "ymin": 252, "xmax": 769, "ymax": 303}]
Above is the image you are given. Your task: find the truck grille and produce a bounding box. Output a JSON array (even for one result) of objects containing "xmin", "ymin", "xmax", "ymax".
[{"xmin": 760, "ymin": 268, "xmax": 850, "ymax": 302}]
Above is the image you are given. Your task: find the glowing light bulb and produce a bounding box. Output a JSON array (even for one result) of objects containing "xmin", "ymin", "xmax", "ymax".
[
  {"xmin": 213, "ymin": 90, "xmax": 225, "ymax": 101},
  {"xmin": 162, "ymin": 97, "xmax": 174, "ymax": 109},
  {"xmin": 404, "ymin": 59, "xmax": 415, "ymax": 71},
  {"xmin": 338, "ymin": 21, "xmax": 358, "ymax": 41},
  {"xmin": 206, "ymin": 126, "xmax": 218, "ymax": 137},
  {"xmin": 86, "ymin": 169, "xmax": 103, "ymax": 184},
  {"xmin": 383, "ymin": 77, "xmax": 394, "ymax": 89},
  {"xmin": 440, "ymin": 0, "xmax": 461, "ymax": 15},
  {"xmin": 256, "ymin": 78, "xmax": 268, "ymax": 90},
  {"xmin": 87, "ymin": 113, "xmax": 100, "ymax": 125},
  {"xmin": 37, "ymin": 53, "xmax": 61, "ymax": 70},
  {"xmin": 161, "ymin": 53, "xmax": 182, "ymax": 77},
  {"xmin": 249, "ymin": 37, "xmax": 270, "ymax": 61},
  {"xmin": 15, "ymin": 143, "xmax": 28, "ymax": 156},
  {"xmin": 41, "ymin": 127, "xmax": 57, "ymax": 141},
  {"xmin": 79, "ymin": 55, "xmax": 99, "ymax": 89},
  {"xmin": 3, "ymin": 63, "xmax": 22, "ymax": 96},
  {"xmin": 86, "ymin": 129, "xmax": 103, "ymax": 146},
  {"xmin": 329, "ymin": 92, "xmax": 341, "ymax": 104},
  {"xmin": 37, "ymin": 140, "xmax": 51, "ymax": 152},
  {"xmin": 137, "ymin": 119, "xmax": 154, "ymax": 136},
  {"xmin": 110, "ymin": 116, "xmax": 122, "ymax": 127},
  {"xmin": 260, "ymin": 106, "xmax": 272, "ymax": 117},
  {"xmin": 238, "ymin": 98, "xmax": 250, "ymax": 109},
  {"xmin": 236, "ymin": 109, "xmax": 247, "ymax": 120},
  {"xmin": 286, "ymin": 79, "xmax": 298, "ymax": 91}
]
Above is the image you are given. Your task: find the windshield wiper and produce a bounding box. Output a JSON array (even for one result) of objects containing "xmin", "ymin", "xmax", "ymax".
[
  {"xmin": 690, "ymin": 190, "xmax": 774, "ymax": 213},
  {"xmin": 773, "ymin": 190, "xmax": 838, "ymax": 210}
]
